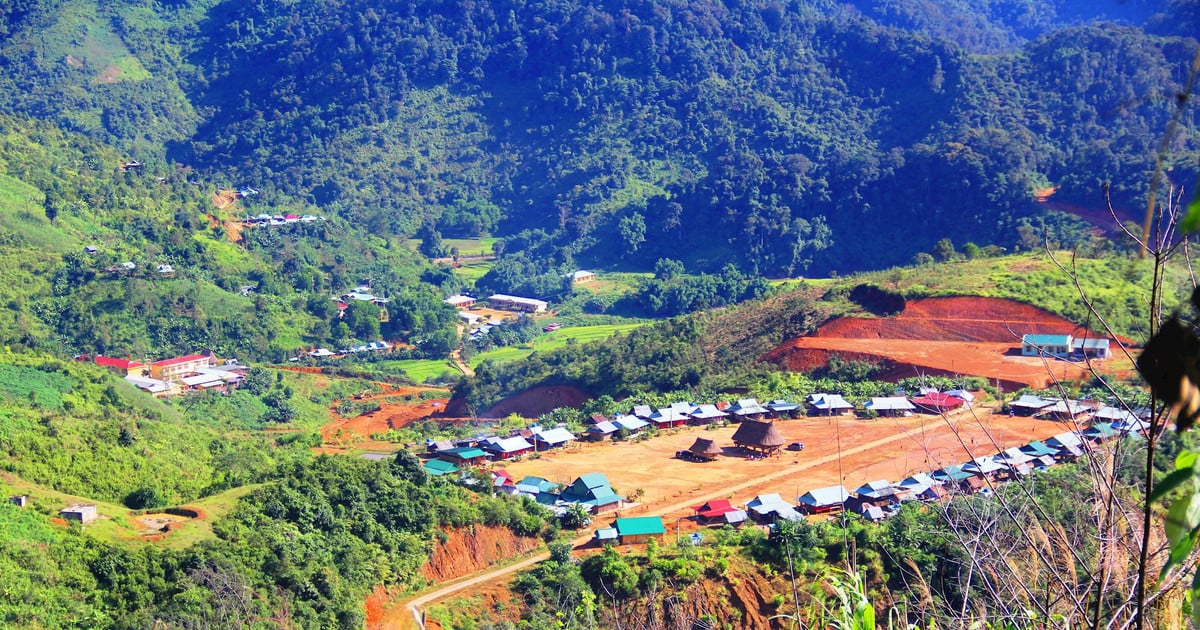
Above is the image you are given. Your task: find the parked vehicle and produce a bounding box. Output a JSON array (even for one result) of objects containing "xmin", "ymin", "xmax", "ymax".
[{"xmin": 786, "ymin": 442, "xmax": 805, "ymax": 452}]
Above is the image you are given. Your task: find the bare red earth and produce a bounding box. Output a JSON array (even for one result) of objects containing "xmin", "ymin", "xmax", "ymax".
[{"xmin": 764, "ymin": 296, "xmax": 1133, "ymax": 389}]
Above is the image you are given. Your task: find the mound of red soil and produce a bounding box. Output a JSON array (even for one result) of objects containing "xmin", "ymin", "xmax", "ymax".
[
  {"xmin": 817, "ymin": 296, "xmax": 1093, "ymax": 342},
  {"xmin": 420, "ymin": 525, "xmax": 543, "ymax": 583}
]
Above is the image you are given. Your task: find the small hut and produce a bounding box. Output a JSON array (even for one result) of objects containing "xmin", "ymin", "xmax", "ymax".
[
  {"xmin": 731, "ymin": 420, "xmax": 786, "ymax": 455},
  {"xmin": 687, "ymin": 437, "xmax": 724, "ymax": 461}
]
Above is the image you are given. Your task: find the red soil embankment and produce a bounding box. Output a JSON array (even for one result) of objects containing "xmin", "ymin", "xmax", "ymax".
[
  {"xmin": 420, "ymin": 525, "xmax": 544, "ymax": 583},
  {"xmin": 763, "ymin": 296, "xmax": 1132, "ymax": 388},
  {"xmin": 816, "ymin": 296, "xmax": 1094, "ymax": 342}
]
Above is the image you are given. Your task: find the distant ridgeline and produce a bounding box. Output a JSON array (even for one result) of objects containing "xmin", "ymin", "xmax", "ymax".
[{"xmin": 0, "ymin": 0, "xmax": 1193, "ymax": 284}]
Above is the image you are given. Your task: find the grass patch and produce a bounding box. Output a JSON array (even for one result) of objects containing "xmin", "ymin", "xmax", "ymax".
[
  {"xmin": 451, "ymin": 259, "xmax": 494, "ymax": 283},
  {"xmin": 471, "ymin": 323, "xmax": 645, "ymax": 367},
  {"xmin": 442, "ymin": 237, "xmax": 497, "ymax": 256},
  {"xmin": 154, "ymin": 483, "xmax": 263, "ymax": 550},
  {"xmin": 377, "ymin": 359, "xmax": 459, "ymax": 383}
]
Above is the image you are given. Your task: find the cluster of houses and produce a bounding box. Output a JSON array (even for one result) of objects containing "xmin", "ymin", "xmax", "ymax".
[
  {"xmin": 691, "ymin": 409, "xmax": 1148, "ymax": 529},
  {"xmin": 90, "ymin": 352, "xmax": 246, "ymax": 397},
  {"xmin": 294, "ymin": 340, "xmax": 394, "ymax": 361},
  {"xmin": 240, "ymin": 213, "xmax": 323, "ymax": 227},
  {"xmin": 422, "ymin": 424, "xmax": 581, "ymax": 476}
]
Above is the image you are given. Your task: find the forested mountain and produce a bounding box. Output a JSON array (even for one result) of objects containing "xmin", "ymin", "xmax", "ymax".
[{"xmin": 0, "ymin": 0, "xmax": 1194, "ymax": 283}]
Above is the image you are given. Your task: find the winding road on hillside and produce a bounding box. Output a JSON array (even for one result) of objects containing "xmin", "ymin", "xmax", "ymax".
[{"xmin": 386, "ymin": 404, "xmax": 1005, "ymax": 629}]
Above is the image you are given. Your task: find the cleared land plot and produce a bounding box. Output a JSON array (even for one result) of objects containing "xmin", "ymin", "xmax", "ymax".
[{"xmin": 763, "ymin": 296, "xmax": 1134, "ymax": 389}]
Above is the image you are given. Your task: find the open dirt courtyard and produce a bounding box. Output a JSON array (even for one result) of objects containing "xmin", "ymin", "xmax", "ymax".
[{"xmin": 497, "ymin": 403, "xmax": 1074, "ymax": 524}]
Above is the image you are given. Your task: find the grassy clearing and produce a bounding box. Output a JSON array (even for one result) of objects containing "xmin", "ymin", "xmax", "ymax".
[
  {"xmin": 451, "ymin": 259, "xmax": 494, "ymax": 283},
  {"xmin": 377, "ymin": 359, "xmax": 459, "ymax": 383},
  {"xmin": 442, "ymin": 237, "xmax": 497, "ymax": 256},
  {"xmin": 470, "ymin": 323, "xmax": 645, "ymax": 367},
  {"xmin": 156, "ymin": 484, "xmax": 263, "ymax": 550}
]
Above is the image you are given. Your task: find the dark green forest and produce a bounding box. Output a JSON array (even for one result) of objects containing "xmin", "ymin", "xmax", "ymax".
[{"xmin": 0, "ymin": 0, "xmax": 1195, "ymax": 283}]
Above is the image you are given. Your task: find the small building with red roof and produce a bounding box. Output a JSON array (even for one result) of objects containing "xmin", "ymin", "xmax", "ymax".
[
  {"xmin": 95, "ymin": 356, "xmax": 145, "ymax": 376},
  {"xmin": 910, "ymin": 392, "xmax": 966, "ymax": 414},
  {"xmin": 692, "ymin": 499, "xmax": 738, "ymax": 523}
]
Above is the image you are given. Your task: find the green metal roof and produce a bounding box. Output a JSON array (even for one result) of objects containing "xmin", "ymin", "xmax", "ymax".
[
  {"xmin": 616, "ymin": 516, "xmax": 666, "ymax": 536},
  {"xmin": 423, "ymin": 459, "xmax": 458, "ymax": 476},
  {"xmin": 443, "ymin": 447, "xmax": 488, "ymax": 460}
]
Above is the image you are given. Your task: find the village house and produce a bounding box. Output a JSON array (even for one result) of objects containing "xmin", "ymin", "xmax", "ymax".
[
  {"xmin": 612, "ymin": 414, "xmax": 649, "ymax": 435},
  {"xmin": 614, "ymin": 516, "xmax": 666, "ymax": 544},
  {"xmin": 766, "ymin": 399, "xmax": 801, "ymax": 418},
  {"xmin": 866, "ymin": 396, "xmax": 916, "ymax": 417},
  {"xmin": 95, "ymin": 356, "xmax": 146, "ymax": 377},
  {"xmin": 436, "ymin": 447, "xmax": 490, "ymax": 467},
  {"xmin": 648, "ymin": 407, "xmax": 689, "ymax": 429},
  {"xmin": 1043, "ymin": 399, "xmax": 1091, "ymax": 421},
  {"xmin": 687, "ymin": 404, "xmax": 727, "ymax": 425},
  {"xmin": 1072, "ymin": 337, "xmax": 1112, "ymax": 359},
  {"xmin": 444, "ymin": 295, "xmax": 477, "ymax": 309},
  {"xmin": 532, "ymin": 427, "xmax": 576, "ymax": 450},
  {"xmin": 1046, "ymin": 432, "xmax": 1086, "ymax": 461},
  {"xmin": 515, "ymin": 477, "xmax": 562, "ymax": 506},
  {"xmin": 60, "ymin": 504, "xmax": 98, "ymax": 524},
  {"xmin": 692, "ymin": 499, "xmax": 739, "ymax": 524},
  {"xmin": 423, "ymin": 459, "xmax": 458, "ymax": 477},
  {"xmin": 798, "ymin": 485, "xmax": 851, "ymax": 515},
  {"xmin": 487, "ymin": 294, "xmax": 548, "ymax": 313},
  {"xmin": 932, "ymin": 465, "xmax": 975, "ymax": 491},
  {"xmin": 584, "ymin": 421, "xmax": 619, "ymax": 441},
  {"xmin": 726, "ymin": 398, "xmax": 770, "ymax": 421},
  {"xmin": 993, "ymin": 448, "xmax": 1036, "ymax": 479},
  {"xmin": 1021, "ymin": 334, "xmax": 1072, "ymax": 357},
  {"xmin": 568, "ymin": 270, "xmax": 596, "ymax": 284},
  {"xmin": 1082, "ymin": 422, "xmax": 1119, "ymax": 443},
  {"xmin": 962, "ymin": 456, "xmax": 1006, "ymax": 482},
  {"xmin": 807, "ymin": 393, "xmax": 855, "ymax": 416},
  {"xmin": 560, "ymin": 473, "xmax": 622, "ymax": 514},
  {"xmin": 629, "ymin": 404, "xmax": 654, "ymax": 419},
  {"xmin": 746, "ymin": 493, "xmax": 801, "ymax": 523},
  {"xmin": 1009, "ymin": 394, "xmax": 1053, "ymax": 416},
  {"xmin": 852, "ymin": 480, "xmax": 902, "ymax": 506},
  {"xmin": 9, "ymin": 495, "xmax": 28, "ymax": 508},
  {"xmin": 910, "ymin": 391, "xmax": 965, "ymax": 414},
  {"xmin": 124, "ymin": 375, "xmax": 172, "ymax": 397}
]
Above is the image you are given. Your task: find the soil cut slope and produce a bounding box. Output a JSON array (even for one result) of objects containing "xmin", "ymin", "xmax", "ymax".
[
  {"xmin": 764, "ymin": 296, "xmax": 1130, "ymax": 389},
  {"xmin": 815, "ymin": 296, "xmax": 1094, "ymax": 342}
]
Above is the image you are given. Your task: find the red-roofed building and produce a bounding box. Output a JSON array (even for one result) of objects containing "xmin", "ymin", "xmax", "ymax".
[
  {"xmin": 94, "ymin": 356, "xmax": 145, "ymax": 377},
  {"xmin": 692, "ymin": 499, "xmax": 737, "ymax": 523},
  {"xmin": 150, "ymin": 354, "xmax": 212, "ymax": 381},
  {"xmin": 911, "ymin": 392, "xmax": 966, "ymax": 414}
]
